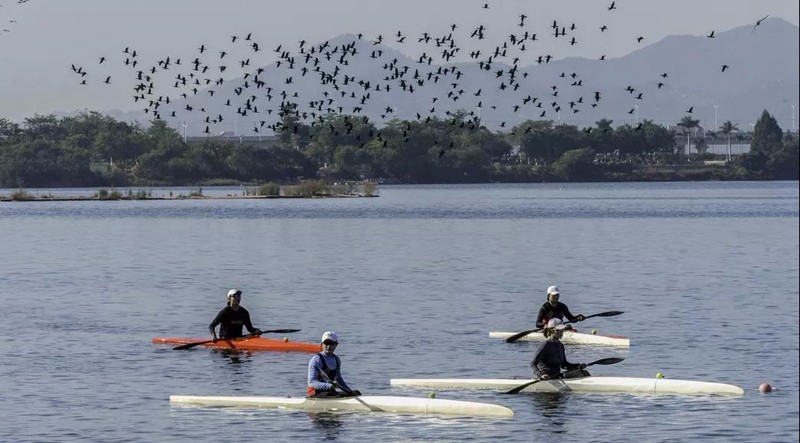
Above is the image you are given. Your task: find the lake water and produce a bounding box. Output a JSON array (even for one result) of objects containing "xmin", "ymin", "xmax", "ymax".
[{"xmin": 1, "ymin": 181, "xmax": 798, "ymax": 442}]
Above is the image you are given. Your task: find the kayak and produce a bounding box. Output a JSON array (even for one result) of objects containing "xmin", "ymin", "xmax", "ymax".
[
  {"xmin": 490, "ymin": 331, "xmax": 630, "ymax": 347},
  {"xmin": 169, "ymin": 395, "xmax": 514, "ymax": 418},
  {"xmin": 152, "ymin": 336, "xmax": 321, "ymax": 353},
  {"xmin": 390, "ymin": 377, "xmax": 744, "ymax": 396}
]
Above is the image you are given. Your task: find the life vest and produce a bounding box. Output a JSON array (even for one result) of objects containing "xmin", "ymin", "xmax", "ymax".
[{"xmin": 307, "ymin": 352, "xmax": 341, "ymax": 397}]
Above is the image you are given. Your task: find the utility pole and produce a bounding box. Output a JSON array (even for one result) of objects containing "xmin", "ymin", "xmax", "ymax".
[
  {"xmin": 792, "ymin": 105, "xmax": 796, "ymax": 132},
  {"xmin": 713, "ymin": 105, "xmax": 718, "ymax": 130},
  {"xmin": 634, "ymin": 105, "xmax": 639, "ymax": 124}
]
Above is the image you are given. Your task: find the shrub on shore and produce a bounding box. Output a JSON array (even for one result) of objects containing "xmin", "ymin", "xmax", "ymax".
[
  {"xmin": 248, "ymin": 183, "xmax": 280, "ymax": 196},
  {"xmin": 95, "ymin": 188, "xmax": 123, "ymax": 200},
  {"xmin": 10, "ymin": 189, "xmax": 33, "ymax": 201},
  {"xmin": 284, "ymin": 180, "xmax": 329, "ymax": 197}
]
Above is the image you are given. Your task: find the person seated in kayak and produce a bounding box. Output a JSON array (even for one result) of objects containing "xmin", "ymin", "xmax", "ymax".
[
  {"xmin": 209, "ymin": 289, "xmax": 262, "ymax": 341},
  {"xmin": 307, "ymin": 331, "xmax": 361, "ymax": 398},
  {"xmin": 530, "ymin": 318, "xmax": 590, "ymax": 380},
  {"xmin": 535, "ymin": 285, "xmax": 585, "ymax": 329}
]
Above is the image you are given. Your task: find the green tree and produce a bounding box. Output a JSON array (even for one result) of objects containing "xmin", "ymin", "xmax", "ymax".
[
  {"xmin": 677, "ymin": 116, "xmax": 700, "ymax": 156},
  {"xmin": 766, "ymin": 135, "xmax": 799, "ymax": 179},
  {"xmin": 613, "ymin": 124, "xmax": 646, "ymax": 159},
  {"xmin": 590, "ymin": 119, "xmax": 615, "ymax": 155},
  {"xmin": 22, "ymin": 114, "xmax": 66, "ymax": 141},
  {"xmin": 0, "ymin": 118, "xmax": 21, "ymax": 140},
  {"xmin": 551, "ymin": 148, "xmax": 597, "ymax": 181},
  {"xmin": 751, "ymin": 110, "xmax": 783, "ymax": 156},
  {"xmin": 0, "ymin": 139, "xmax": 95, "ymax": 187},
  {"xmin": 641, "ymin": 120, "xmax": 675, "ymax": 159},
  {"xmin": 719, "ymin": 121, "xmax": 738, "ymax": 162}
]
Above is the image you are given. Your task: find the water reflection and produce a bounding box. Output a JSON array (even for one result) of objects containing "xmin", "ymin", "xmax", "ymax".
[
  {"xmin": 212, "ymin": 350, "xmax": 254, "ymax": 371},
  {"xmin": 528, "ymin": 393, "xmax": 568, "ymax": 432},
  {"xmin": 307, "ymin": 412, "xmax": 344, "ymax": 440}
]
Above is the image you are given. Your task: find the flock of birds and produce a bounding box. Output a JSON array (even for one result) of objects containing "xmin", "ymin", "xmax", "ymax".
[
  {"xmin": 0, "ymin": 0, "xmax": 30, "ymax": 35},
  {"xmin": 14, "ymin": 2, "xmax": 778, "ymax": 148}
]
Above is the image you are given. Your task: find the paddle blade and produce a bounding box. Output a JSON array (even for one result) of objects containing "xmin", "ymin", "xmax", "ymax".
[
  {"xmin": 173, "ymin": 339, "xmax": 213, "ymax": 350},
  {"xmin": 584, "ymin": 311, "xmax": 624, "ymax": 320},
  {"xmin": 505, "ymin": 329, "xmax": 540, "ymax": 343},
  {"xmin": 588, "ymin": 357, "xmax": 625, "ymax": 366},
  {"xmin": 505, "ymin": 378, "xmax": 543, "ymax": 394},
  {"xmin": 262, "ymin": 329, "xmax": 301, "ymax": 334}
]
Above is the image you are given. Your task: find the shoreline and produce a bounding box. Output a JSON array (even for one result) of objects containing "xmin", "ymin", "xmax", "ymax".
[{"xmin": 0, "ymin": 193, "xmax": 378, "ymax": 202}]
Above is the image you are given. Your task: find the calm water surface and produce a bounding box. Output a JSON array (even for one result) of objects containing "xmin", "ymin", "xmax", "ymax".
[{"xmin": 1, "ymin": 182, "xmax": 798, "ymax": 442}]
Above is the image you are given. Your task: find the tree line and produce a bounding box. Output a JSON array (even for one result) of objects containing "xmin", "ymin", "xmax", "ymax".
[{"xmin": 0, "ymin": 108, "xmax": 796, "ymax": 188}]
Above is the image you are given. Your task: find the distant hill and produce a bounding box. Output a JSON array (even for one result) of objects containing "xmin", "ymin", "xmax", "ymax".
[{"xmin": 98, "ymin": 18, "xmax": 798, "ymax": 136}]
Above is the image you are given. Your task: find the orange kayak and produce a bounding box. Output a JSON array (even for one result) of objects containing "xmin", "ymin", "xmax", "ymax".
[{"xmin": 152, "ymin": 336, "xmax": 321, "ymax": 353}]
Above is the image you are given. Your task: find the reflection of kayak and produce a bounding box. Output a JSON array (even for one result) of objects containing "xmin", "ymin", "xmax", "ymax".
[
  {"xmin": 152, "ymin": 336, "xmax": 321, "ymax": 353},
  {"xmin": 169, "ymin": 395, "xmax": 514, "ymax": 418},
  {"xmin": 391, "ymin": 377, "xmax": 744, "ymax": 396},
  {"xmin": 490, "ymin": 331, "xmax": 630, "ymax": 347}
]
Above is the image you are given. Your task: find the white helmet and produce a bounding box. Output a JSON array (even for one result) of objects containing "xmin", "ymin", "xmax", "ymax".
[
  {"xmin": 227, "ymin": 289, "xmax": 242, "ymax": 298},
  {"xmin": 321, "ymin": 331, "xmax": 339, "ymax": 343},
  {"xmin": 546, "ymin": 285, "xmax": 560, "ymax": 296}
]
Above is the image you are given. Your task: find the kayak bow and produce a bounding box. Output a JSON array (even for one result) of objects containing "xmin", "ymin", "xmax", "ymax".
[
  {"xmin": 490, "ymin": 331, "xmax": 630, "ymax": 347},
  {"xmin": 152, "ymin": 336, "xmax": 321, "ymax": 353},
  {"xmin": 169, "ymin": 394, "xmax": 514, "ymax": 417},
  {"xmin": 390, "ymin": 377, "xmax": 743, "ymax": 396}
]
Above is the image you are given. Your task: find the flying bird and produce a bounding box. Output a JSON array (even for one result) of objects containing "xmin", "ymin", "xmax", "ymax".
[
  {"xmin": 752, "ymin": 15, "xmax": 769, "ymax": 33},
  {"xmin": 608, "ymin": 1, "xmax": 616, "ymax": 10},
  {"xmin": 707, "ymin": 30, "xmax": 715, "ymax": 38}
]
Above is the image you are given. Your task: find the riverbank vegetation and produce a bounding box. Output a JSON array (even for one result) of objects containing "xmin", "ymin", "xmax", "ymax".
[{"xmin": 0, "ymin": 109, "xmax": 796, "ymax": 188}]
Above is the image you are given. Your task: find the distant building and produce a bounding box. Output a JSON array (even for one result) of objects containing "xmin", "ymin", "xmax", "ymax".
[
  {"xmin": 669, "ymin": 125, "xmax": 751, "ymax": 156},
  {"xmin": 185, "ymin": 134, "xmax": 281, "ymax": 148}
]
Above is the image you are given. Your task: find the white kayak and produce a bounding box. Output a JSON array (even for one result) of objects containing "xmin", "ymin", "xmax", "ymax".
[
  {"xmin": 390, "ymin": 377, "xmax": 744, "ymax": 396},
  {"xmin": 169, "ymin": 394, "xmax": 514, "ymax": 418},
  {"xmin": 490, "ymin": 331, "xmax": 630, "ymax": 347}
]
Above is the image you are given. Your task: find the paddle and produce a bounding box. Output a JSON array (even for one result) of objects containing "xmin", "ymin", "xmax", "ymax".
[
  {"xmin": 316, "ymin": 367, "xmax": 362, "ymax": 398},
  {"xmin": 172, "ymin": 329, "xmax": 301, "ymax": 350},
  {"xmin": 504, "ymin": 310, "xmax": 625, "ymax": 343},
  {"xmin": 505, "ymin": 357, "xmax": 625, "ymax": 394}
]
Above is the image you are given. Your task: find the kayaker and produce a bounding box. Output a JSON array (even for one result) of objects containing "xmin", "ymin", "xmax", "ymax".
[
  {"xmin": 531, "ymin": 318, "xmax": 590, "ymax": 379},
  {"xmin": 534, "ymin": 285, "xmax": 585, "ymax": 329},
  {"xmin": 307, "ymin": 331, "xmax": 361, "ymax": 397},
  {"xmin": 209, "ymin": 289, "xmax": 262, "ymax": 341}
]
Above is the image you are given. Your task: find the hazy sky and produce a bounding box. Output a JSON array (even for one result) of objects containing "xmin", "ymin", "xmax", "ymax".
[{"xmin": 0, "ymin": 0, "xmax": 797, "ymax": 121}]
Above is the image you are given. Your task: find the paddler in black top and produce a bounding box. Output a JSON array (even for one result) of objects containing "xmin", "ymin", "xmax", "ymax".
[
  {"xmin": 535, "ymin": 285, "xmax": 585, "ymax": 329},
  {"xmin": 530, "ymin": 318, "xmax": 589, "ymax": 379},
  {"xmin": 209, "ymin": 289, "xmax": 262, "ymax": 341}
]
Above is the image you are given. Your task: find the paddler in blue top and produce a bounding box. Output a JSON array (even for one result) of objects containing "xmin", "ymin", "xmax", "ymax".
[
  {"xmin": 307, "ymin": 331, "xmax": 361, "ymax": 397},
  {"xmin": 535, "ymin": 285, "xmax": 585, "ymax": 329},
  {"xmin": 530, "ymin": 318, "xmax": 589, "ymax": 379},
  {"xmin": 209, "ymin": 289, "xmax": 262, "ymax": 341}
]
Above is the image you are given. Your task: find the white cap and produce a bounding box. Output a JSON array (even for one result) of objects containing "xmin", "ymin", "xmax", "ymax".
[
  {"xmin": 546, "ymin": 318, "xmax": 568, "ymax": 330},
  {"xmin": 227, "ymin": 289, "xmax": 242, "ymax": 298},
  {"xmin": 546, "ymin": 285, "xmax": 560, "ymax": 296},
  {"xmin": 321, "ymin": 331, "xmax": 339, "ymax": 343}
]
